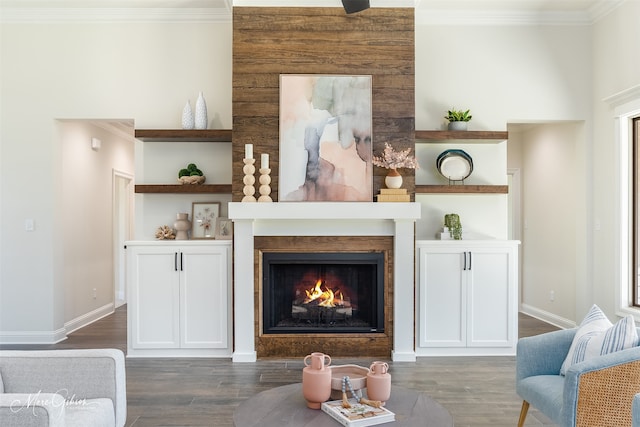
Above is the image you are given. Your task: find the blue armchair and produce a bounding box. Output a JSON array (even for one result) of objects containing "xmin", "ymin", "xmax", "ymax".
[{"xmin": 516, "ymin": 328, "xmax": 640, "ymax": 427}]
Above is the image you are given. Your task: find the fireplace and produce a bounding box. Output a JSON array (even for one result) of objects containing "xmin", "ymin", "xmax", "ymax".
[
  {"xmin": 254, "ymin": 235, "xmax": 394, "ymax": 358},
  {"xmin": 228, "ymin": 202, "xmax": 420, "ymax": 362},
  {"xmin": 262, "ymin": 252, "xmax": 384, "ymax": 334}
]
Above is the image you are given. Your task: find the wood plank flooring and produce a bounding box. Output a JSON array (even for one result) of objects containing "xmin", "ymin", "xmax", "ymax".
[{"xmin": 1, "ymin": 307, "xmax": 560, "ymax": 426}]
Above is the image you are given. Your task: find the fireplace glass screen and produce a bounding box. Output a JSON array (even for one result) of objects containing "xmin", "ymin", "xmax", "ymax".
[{"xmin": 262, "ymin": 252, "xmax": 384, "ymax": 334}]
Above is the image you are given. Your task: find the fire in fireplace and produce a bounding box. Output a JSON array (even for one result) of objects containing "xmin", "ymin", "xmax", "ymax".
[{"xmin": 262, "ymin": 252, "xmax": 384, "ymax": 334}]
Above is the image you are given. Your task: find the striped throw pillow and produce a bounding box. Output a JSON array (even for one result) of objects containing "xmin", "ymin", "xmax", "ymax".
[{"xmin": 560, "ymin": 304, "xmax": 638, "ymax": 375}]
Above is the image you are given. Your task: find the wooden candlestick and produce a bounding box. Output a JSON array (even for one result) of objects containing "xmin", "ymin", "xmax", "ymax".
[
  {"xmin": 258, "ymin": 168, "xmax": 273, "ymax": 202},
  {"xmin": 242, "ymin": 158, "xmax": 257, "ymax": 202}
]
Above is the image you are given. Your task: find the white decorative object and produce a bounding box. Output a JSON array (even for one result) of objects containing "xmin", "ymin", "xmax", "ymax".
[
  {"xmin": 195, "ymin": 92, "xmax": 208, "ymax": 129},
  {"xmin": 242, "ymin": 158, "xmax": 257, "ymax": 202},
  {"xmin": 258, "ymin": 168, "xmax": 272, "ymax": 202},
  {"xmin": 245, "ymin": 144, "xmax": 253, "ymax": 159},
  {"xmin": 385, "ymin": 169, "xmax": 403, "ymax": 189},
  {"xmin": 261, "ymin": 153, "xmax": 269, "ymax": 169},
  {"xmin": 182, "ymin": 100, "xmax": 194, "ymax": 129}
]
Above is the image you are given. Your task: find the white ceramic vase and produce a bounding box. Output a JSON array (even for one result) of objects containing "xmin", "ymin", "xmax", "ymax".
[
  {"xmin": 385, "ymin": 169, "xmax": 403, "ymax": 189},
  {"xmin": 195, "ymin": 92, "xmax": 208, "ymax": 129},
  {"xmin": 182, "ymin": 100, "xmax": 194, "ymax": 129}
]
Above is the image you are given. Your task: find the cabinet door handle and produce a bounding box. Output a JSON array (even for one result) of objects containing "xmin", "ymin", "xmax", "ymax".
[
  {"xmin": 180, "ymin": 252, "xmax": 184, "ymax": 271},
  {"xmin": 174, "ymin": 252, "xmax": 178, "ymax": 271},
  {"xmin": 468, "ymin": 251, "xmax": 472, "ymax": 271},
  {"xmin": 463, "ymin": 251, "xmax": 467, "ymax": 271}
]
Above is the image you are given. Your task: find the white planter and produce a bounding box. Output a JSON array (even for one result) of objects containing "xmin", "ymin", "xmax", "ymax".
[{"xmin": 447, "ymin": 121, "xmax": 468, "ymax": 131}]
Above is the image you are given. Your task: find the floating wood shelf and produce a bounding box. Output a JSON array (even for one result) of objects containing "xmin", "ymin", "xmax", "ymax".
[
  {"xmin": 134, "ymin": 129, "xmax": 232, "ymax": 142},
  {"xmin": 415, "ymin": 185, "xmax": 509, "ymax": 194},
  {"xmin": 415, "ymin": 130, "xmax": 508, "ymax": 143},
  {"xmin": 135, "ymin": 184, "xmax": 232, "ymax": 194}
]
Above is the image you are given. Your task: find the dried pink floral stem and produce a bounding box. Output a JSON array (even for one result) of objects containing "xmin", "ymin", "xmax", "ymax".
[{"xmin": 372, "ymin": 142, "xmax": 419, "ymax": 170}]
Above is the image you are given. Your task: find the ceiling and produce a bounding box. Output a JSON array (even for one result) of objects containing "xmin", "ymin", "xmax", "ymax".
[{"xmin": 0, "ymin": 0, "xmax": 625, "ymax": 24}]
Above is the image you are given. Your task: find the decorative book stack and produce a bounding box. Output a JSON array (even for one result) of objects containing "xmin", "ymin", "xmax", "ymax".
[
  {"xmin": 321, "ymin": 399, "xmax": 395, "ymax": 427},
  {"xmin": 376, "ymin": 188, "xmax": 410, "ymax": 202}
]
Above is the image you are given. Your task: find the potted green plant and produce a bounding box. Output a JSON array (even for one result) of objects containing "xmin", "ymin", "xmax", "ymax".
[{"xmin": 444, "ymin": 108, "xmax": 472, "ymax": 131}]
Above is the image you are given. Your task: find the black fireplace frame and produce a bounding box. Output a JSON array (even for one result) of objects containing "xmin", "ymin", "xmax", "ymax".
[{"xmin": 262, "ymin": 252, "xmax": 385, "ymax": 334}]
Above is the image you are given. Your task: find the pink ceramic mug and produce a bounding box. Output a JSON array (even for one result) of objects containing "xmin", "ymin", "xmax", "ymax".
[{"xmin": 304, "ymin": 352, "xmax": 332, "ymax": 370}]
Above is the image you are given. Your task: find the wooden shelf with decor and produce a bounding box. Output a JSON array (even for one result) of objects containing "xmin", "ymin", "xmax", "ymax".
[
  {"xmin": 415, "ymin": 130, "xmax": 508, "ymax": 143},
  {"xmin": 135, "ymin": 184, "xmax": 232, "ymax": 194},
  {"xmin": 415, "ymin": 185, "xmax": 508, "ymax": 194},
  {"xmin": 134, "ymin": 129, "xmax": 232, "ymax": 142}
]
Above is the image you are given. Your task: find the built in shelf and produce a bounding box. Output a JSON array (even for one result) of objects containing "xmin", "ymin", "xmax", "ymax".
[
  {"xmin": 415, "ymin": 185, "xmax": 509, "ymax": 194},
  {"xmin": 135, "ymin": 184, "xmax": 232, "ymax": 194},
  {"xmin": 134, "ymin": 129, "xmax": 232, "ymax": 142},
  {"xmin": 415, "ymin": 130, "xmax": 508, "ymax": 143}
]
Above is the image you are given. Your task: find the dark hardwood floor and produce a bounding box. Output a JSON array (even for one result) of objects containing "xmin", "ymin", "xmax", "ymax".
[{"xmin": 1, "ymin": 306, "xmax": 560, "ymax": 426}]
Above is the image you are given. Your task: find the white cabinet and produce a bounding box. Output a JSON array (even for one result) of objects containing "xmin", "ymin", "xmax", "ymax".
[
  {"xmin": 416, "ymin": 240, "xmax": 519, "ymax": 356},
  {"xmin": 126, "ymin": 241, "xmax": 232, "ymax": 357}
]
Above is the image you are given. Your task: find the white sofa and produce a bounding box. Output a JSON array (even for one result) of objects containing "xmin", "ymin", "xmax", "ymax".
[{"xmin": 0, "ymin": 348, "xmax": 126, "ymax": 427}]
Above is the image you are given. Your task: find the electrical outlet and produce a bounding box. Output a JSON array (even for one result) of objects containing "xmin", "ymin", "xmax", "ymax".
[
  {"xmin": 550, "ymin": 290, "xmax": 555, "ymax": 301},
  {"xmin": 93, "ymin": 288, "xmax": 97, "ymax": 299}
]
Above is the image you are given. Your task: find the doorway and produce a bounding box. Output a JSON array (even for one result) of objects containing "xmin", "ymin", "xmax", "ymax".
[{"xmin": 113, "ymin": 170, "xmax": 133, "ymax": 308}]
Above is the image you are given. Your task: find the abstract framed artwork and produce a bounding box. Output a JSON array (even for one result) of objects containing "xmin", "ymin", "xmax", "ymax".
[
  {"xmin": 191, "ymin": 202, "xmax": 220, "ymax": 239},
  {"xmin": 279, "ymin": 74, "xmax": 373, "ymax": 202}
]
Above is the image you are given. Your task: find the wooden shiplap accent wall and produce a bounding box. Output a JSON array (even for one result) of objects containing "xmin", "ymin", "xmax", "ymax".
[{"xmin": 232, "ymin": 7, "xmax": 415, "ymax": 201}]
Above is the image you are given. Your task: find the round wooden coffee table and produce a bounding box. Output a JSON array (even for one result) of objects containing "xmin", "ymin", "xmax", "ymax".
[{"xmin": 233, "ymin": 383, "xmax": 453, "ymax": 426}]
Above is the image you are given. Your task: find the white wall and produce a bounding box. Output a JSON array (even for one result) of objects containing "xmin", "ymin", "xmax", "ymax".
[
  {"xmin": 0, "ymin": 22, "xmax": 232, "ymax": 341},
  {"xmin": 591, "ymin": 0, "xmax": 640, "ymax": 319},
  {"xmin": 415, "ymin": 24, "xmax": 592, "ymax": 130}
]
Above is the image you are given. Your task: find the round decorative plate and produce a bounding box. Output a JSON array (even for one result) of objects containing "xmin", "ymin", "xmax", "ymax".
[{"xmin": 436, "ymin": 149, "xmax": 473, "ymax": 181}]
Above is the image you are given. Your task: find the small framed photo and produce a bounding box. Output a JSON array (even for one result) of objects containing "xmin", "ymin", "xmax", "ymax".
[
  {"xmin": 191, "ymin": 202, "xmax": 220, "ymax": 239},
  {"xmin": 215, "ymin": 217, "xmax": 233, "ymax": 240}
]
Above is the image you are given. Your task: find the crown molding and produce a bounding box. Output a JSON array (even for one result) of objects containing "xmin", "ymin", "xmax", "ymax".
[
  {"xmin": 231, "ymin": 0, "xmax": 415, "ymax": 7},
  {"xmin": 0, "ymin": 7, "xmax": 232, "ymax": 24},
  {"xmin": 415, "ymin": 0, "xmax": 626, "ymax": 26},
  {"xmin": 0, "ymin": 0, "xmax": 415, "ymax": 24},
  {"xmin": 588, "ymin": 0, "xmax": 625, "ymax": 23},
  {"xmin": 603, "ymin": 84, "xmax": 640, "ymax": 109},
  {"xmin": 415, "ymin": 9, "xmax": 591, "ymax": 26},
  {"xmin": 0, "ymin": 0, "xmax": 625, "ymax": 25}
]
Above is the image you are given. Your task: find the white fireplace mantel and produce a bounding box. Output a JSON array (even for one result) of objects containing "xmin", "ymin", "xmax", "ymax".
[{"xmin": 228, "ymin": 202, "xmax": 421, "ymax": 362}]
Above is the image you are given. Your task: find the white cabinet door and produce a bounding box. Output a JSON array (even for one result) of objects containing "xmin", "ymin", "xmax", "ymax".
[
  {"xmin": 180, "ymin": 245, "xmax": 229, "ymax": 349},
  {"xmin": 128, "ymin": 246, "xmax": 180, "ymax": 349},
  {"xmin": 467, "ymin": 247, "xmax": 515, "ymax": 348},
  {"xmin": 417, "ymin": 241, "xmax": 518, "ymax": 354},
  {"xmin": 418, "ymin": 246, "xmax": 466, "ymax": 347}
]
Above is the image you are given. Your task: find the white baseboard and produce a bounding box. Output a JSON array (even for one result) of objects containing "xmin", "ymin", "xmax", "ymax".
[
  {"xmin": 520, "ymin": 303, "xmax": 576, "ymax": 330},
  {"xmin": 0, "ymin": 327, "xmax": 67, "ymax": 344},
  {"xmin": 65, "ymin": 303, "xmax": 115, "ymax": 335},
  {"xmin": 0, "ymin": 303, "xmax": 115, "ymax": 344}
]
